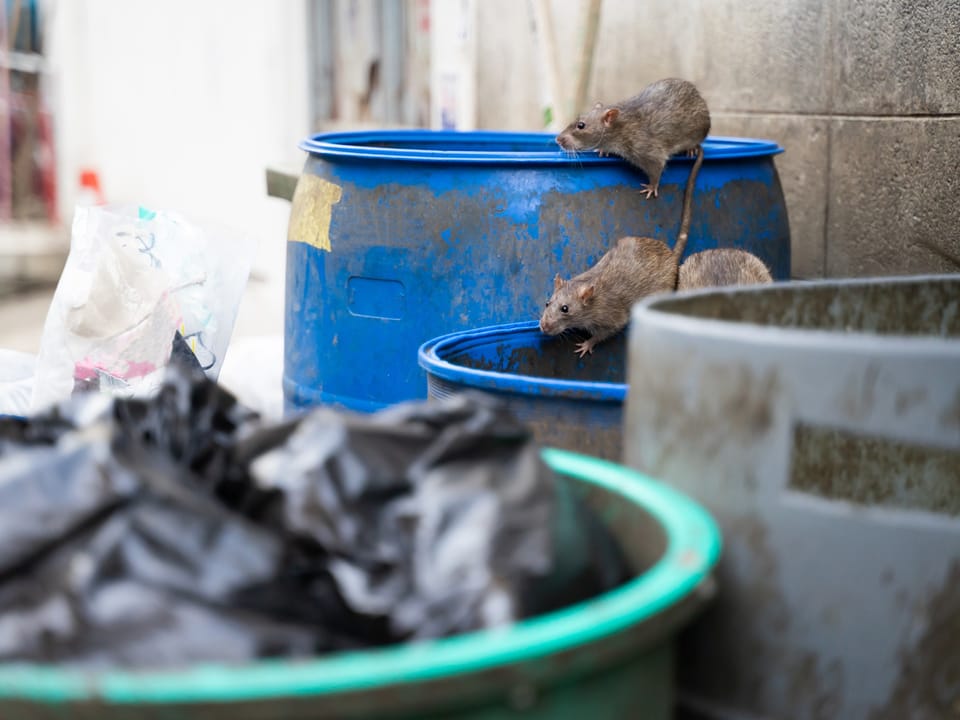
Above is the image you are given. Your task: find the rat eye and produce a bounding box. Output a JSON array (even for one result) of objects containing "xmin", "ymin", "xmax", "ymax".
[
  {"xmin": 576, "ymin": 121, "xmax": 585, "ymax": 130},
  {"xmin": 544, "ymin": 301, "xmax": 550, "ymax": 307},
  {"xmin": 560, "ymin": 304, "xmax": 569, "ymax": 313}
]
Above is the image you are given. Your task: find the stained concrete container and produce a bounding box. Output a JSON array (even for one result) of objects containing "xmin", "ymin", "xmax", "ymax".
[{"xmin": 623, "ymin": 274, "xmax": 960, "ymax": 720}]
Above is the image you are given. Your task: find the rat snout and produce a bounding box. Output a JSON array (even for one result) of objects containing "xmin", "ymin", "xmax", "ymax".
[
  {"xmin": 555, "ymin": 135, "xmax": 570, "ymax": 151},
  {"xmin": 539, "ymin": 316, "xmax": 556, "ymax": 334}
]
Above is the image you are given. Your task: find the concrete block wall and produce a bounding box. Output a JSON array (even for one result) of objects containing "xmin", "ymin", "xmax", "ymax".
[{"xmin": 474, "ymin": 0, "xmax": 960, "ymax": 279}]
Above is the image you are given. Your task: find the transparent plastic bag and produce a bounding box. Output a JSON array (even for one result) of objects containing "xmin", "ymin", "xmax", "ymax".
[{"xmin": 31, "ymin": 204, "xmax": 256, "ymax": 412}]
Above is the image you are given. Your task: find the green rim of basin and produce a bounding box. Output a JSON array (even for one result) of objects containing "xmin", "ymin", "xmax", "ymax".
[{"xmin": 0, "ymin": 447, "xmax": 722, "ymax": 705}]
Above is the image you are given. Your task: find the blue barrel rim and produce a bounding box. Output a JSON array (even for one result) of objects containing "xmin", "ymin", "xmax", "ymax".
[
  {"xmin": 299, "ymin": 129, "xmax": 784, "ymax": 165},
  {"xmin": 418, "ymin": 321, "xmax": 628, "ymax": 403},
  {"xmin": 0, "ymin": 448, "xmax": 721, "ymax": 705}
]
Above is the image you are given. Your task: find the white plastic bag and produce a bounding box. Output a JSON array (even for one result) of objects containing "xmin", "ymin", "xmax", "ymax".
[
  {"xmin": 31, "ymin": 204, "xmax": 256, "ymax": 412},
  {"xmin": 0, "ymin": 350, "xmax": 36, "ymax": 417}
]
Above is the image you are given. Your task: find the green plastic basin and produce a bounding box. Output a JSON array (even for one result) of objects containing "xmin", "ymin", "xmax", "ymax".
[{"xmin": 0, "ymin": 448, "xmax": 722, "ymax": 720}]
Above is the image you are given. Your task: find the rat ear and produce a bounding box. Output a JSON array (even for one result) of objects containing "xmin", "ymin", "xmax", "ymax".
[
  {"xmin": 553, "ymin": 273, "xmax": 564, "ymax": 291},
  {"xmin": 602, "ymin": 108, "xmax": 619, "ymax": 126},
  {"xmin": 578, "ymin": 284, "xmax": 595, "ymax": 302}
]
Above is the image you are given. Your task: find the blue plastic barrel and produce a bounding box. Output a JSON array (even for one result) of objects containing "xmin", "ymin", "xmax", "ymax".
[
  {"xmin": 419, "ymin": 321, "xmax": 626, "ymax": 461},
  {"xmin": 285, "ymin": 130, "xmax": 789, "ymax": 413}
]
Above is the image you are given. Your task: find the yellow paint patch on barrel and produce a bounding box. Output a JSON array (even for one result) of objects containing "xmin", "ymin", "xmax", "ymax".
[{"xmin": 287, "ymin": 175, "xmax": 343, "ymax": 252}]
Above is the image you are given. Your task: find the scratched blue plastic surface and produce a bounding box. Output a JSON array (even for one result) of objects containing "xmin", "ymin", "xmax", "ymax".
[
  {"xmin": 419, "ymin": 321, "xmax": 626, "ymax": 401},
  {"xmin": 285, "ymin": 130, "xmax": 790, "ymax": 413}
]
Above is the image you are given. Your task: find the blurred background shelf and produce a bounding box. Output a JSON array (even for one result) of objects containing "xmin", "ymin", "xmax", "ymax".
[{"xmin": 0, "ymin": 220, "xmax": 67, "ymax": 293}]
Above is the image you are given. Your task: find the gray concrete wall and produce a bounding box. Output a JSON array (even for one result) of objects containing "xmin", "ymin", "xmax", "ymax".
[{"xmin": 475, "ymin": 0, "xmax": 960, "ymax": 279}]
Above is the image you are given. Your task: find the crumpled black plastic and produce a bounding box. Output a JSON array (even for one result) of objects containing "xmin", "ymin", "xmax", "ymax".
[{"xmin": 0, "ymin": 357, "xmax": 629, "ymax": 669}]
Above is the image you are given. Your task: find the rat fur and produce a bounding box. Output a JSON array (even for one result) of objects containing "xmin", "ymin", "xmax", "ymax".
[
  {"xmin": 555, "ymin": 78, "xmax": 710, "ymax": 200},
  {"xmin": 677, "ymin": 249, "xmax": 773, "ymax": 290},
  {"xmin": 539, "ymin": 149, "xmax": 704, "ymax": 357}
]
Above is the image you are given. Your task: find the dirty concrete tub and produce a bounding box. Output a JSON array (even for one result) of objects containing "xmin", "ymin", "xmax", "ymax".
[
  {"xmin": 419, "ymin": 321, "xmax": 627, "ymax": 461},
  {"xmin": 280, "ymin": 130, "xmax": 790, "ymax": 414},
  {"xmin": 623, "ymin": 274, "xmax": 960, "ymax": 720}
]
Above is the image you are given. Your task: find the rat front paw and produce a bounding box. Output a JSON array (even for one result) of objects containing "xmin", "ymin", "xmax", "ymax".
[
  {"xmin": 639, "ymin": 184, "xmax": 658, "ymax": 199},
  {"xmin": 574, "ymin": 339, "xmax": 596, "ymax": 358}
]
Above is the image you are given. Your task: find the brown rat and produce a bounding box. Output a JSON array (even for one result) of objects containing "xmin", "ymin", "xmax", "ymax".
[
  {"xmin": 555, "ymin": 78, "xmax": 710, "ymax": 200},
  {"xmin": 538, "ymin": 236, "xmax": 677, "ymax": 357},
  {"xmin": 539, "ymin": 149, "xmax": 704, "ymax": 357},
  {"xmin": 677, "ymin": 248, "xmax": 773, "ymax": 290}
]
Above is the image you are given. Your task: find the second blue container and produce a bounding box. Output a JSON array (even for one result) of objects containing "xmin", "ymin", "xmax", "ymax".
[
  {"xmin": 419, "ymin": 321, "xmax": 627, "ymax": 461},
  {"xmin": 285, "ymin": 131, "xmax": 790, "ymax": 413}
]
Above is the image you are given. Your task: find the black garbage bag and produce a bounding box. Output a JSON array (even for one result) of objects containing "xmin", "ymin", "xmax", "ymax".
[
  {"xmin": 0, "ymin": 362, "xmax": 629, "ymax": 669},
  {"xmin": 249, "ymin": 395, "xmax": 560, "ymax": 640}
]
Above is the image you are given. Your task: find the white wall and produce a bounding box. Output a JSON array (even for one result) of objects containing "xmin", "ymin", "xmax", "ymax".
[{"xmin": 45, "ymin": 0, "xmax": 310, "ymax": 291}]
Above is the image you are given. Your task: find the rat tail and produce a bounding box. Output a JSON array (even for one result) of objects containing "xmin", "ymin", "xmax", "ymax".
[{"xmin": 673, "ymin": 144, "xmax": 704, "ymax": 262}]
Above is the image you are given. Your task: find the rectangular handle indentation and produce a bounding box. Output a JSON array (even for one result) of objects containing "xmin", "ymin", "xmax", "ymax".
[
  {"xmin": 347, "ymin": 276, "xmax": 406, "ymax": 320},
  {"xmin": 790, "ymin": 422, "xmax": 960, "ymax": 516}
]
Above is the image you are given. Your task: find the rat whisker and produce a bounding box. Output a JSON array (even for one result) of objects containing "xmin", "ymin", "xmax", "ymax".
[
  {"xmin": 555, "ymin": 146, "xmax": 583, "ymax": 167},
  {"xmin": 594, "ymin": 126, "xmax": 608, "ymax": 155}
]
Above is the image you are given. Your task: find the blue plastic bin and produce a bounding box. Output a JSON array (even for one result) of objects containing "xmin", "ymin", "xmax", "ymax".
[
  {"xmin": 419, "ymin": 321, "xmax": 627, "ymax": 461},
  {"xmin": 284, "ymin": 131, "xmax": 789, "ymax": 413}
]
